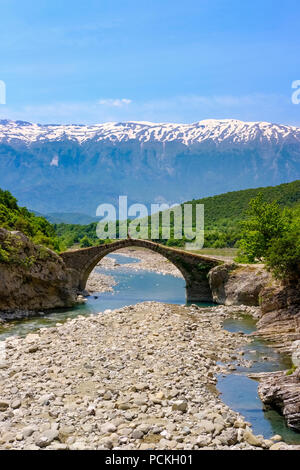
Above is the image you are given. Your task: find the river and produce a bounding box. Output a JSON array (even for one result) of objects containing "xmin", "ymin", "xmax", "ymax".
[{"xmin": 0, "ymin": 253, "xmax": 299, "ymax": 444}]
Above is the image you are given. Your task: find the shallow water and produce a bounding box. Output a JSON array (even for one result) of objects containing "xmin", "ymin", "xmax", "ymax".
[
  {"xmin": 1, "ymin": 253, "xmax": 299, "ymax": 443},
  {"xmin": 220, "ymin": 315, "xmax": 300, "ymax": 444},
  {"xmin": 0, "ymin": 254, "xmax": 188, "ymax": 340}
]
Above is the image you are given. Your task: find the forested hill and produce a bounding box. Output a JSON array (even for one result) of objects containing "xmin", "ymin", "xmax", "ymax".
[
  {"xmin": 0, "ymin": 188, "xmax": 60, "ymax": 251},
  {"xmin": 190, "ymin": 180, "xmax": 300, "ymax": 227},
  {"xmin": 54, "ymin": 180, "xmax": 300, "ymax": 250},
  {"xmin": 182, "ymin": 180, "xmax": 300, "ymax": 248},
  {"xmin": 1, "ymin": 180, "xmax": 299, "ymax": 252}
]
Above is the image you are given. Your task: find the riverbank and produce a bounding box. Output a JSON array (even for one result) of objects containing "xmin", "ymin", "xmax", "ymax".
[
  {"xmin": 0, "ymin": 228, "xmax": 77, "ymax": 313},
  {"xmin": 1, "ymin": 301, "xmax": 295, "ymax": 450},
  {"xmin": 248, "ymin": 279, "xmax": 300, "ymax": 433}
]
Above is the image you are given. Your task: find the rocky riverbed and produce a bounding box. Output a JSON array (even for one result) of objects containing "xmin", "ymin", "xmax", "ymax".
[{"xmin": 0, "ymin": 301, "xmax": 297, "ymax": 450}]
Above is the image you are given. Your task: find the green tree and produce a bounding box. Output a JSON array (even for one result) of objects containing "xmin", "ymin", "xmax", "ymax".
[
  {"xmin": 236, "ymin": 194, "xmax": 285, "ymax": 263},
  {"xmin": 236, "ymin": 196, "xmax": 300, "ymax": 280}
]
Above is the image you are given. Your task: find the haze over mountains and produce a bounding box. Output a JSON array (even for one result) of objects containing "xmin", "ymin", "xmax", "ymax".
[{"xmin": 0, "ymin": 118, "xmax": 299, "ymax": 217}]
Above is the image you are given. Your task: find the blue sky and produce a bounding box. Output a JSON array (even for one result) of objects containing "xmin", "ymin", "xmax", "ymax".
[{"xmin": 0, "ymin": 0, "xmax": 300, "ymax": 125}]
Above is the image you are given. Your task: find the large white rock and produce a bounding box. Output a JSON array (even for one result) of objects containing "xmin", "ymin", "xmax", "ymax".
[{"xmin": 291, "ymin": 340, "xmax": 300, "ymax": 367}]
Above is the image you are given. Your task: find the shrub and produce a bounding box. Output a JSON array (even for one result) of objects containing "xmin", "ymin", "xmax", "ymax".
[
  {"xmin": 0, "ymin": 188, "xmax": 61, "ymax": 252},
  {"xmin": 265, "ymin": 215, "xmax": 300, "ymax": 279},
  {"xmin": 80, "ymin": 235, "xmax": 93, "ymax": 248}
]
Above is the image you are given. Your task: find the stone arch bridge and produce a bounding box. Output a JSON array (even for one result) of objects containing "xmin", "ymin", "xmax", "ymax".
[{"xmin": 61, "ymin": 239, "xmax": 223, "ymax": 302}]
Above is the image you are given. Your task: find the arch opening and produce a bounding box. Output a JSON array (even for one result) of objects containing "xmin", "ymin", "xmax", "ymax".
[{"xmin": 81, "ymin": 242, "xmax": 188, "ymax": 293}]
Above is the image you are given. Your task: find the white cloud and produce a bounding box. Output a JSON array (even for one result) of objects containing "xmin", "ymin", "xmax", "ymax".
[{"xmin": 98, "ymin": 98, "xmax": 132, "ymax": 107}]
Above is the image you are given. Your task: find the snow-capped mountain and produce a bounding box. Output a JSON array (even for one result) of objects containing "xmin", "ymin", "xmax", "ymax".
[
  {"xmin": 0, "ymin": 118, "xmax": 299, "ymax": 215},
  {"xmin": 0, "ymin": 118, "xmax": 300, "ymax": 146}
]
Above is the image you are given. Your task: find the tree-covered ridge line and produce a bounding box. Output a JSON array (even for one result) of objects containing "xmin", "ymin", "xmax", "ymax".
[
  {"xmin": 189, "ymin": 180, "xmax": 300, "ymax": 223},
  {"xmin": 185, "ymin": 179, "xmax": 300, "ymax": 249},
  {"xmin": 55, "ymin": 180, "xmax": 300, "ymax": 250}
]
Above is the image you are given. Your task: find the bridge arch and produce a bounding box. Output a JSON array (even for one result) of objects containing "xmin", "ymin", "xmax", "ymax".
[{"xmin": 61, "ymin": 239, "xmax": 222, "ymax": 302}]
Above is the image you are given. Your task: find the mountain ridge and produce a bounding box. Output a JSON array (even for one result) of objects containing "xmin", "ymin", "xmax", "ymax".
[
  {"xmin": 0, "ymin": 117, "xmax": 299, "ymax": 215},
  {"xmin": 1, "ymin": 118, "xmax": 300, "ymax": 146}
]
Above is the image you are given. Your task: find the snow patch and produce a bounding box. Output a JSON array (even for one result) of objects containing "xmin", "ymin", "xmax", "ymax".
[
  {"xmin": 50, "ymin": 155, "xmax": 59, "ymax": 167},
  {"xmin": 0, "ymin": 119, "xmax": 299, "ymax": 147}
]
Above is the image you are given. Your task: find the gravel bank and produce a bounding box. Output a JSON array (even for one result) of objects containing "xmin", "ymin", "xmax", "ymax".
[
  {"xmin": 86, "ymin": 272, "xmax": 116, "ymax": 293},
  {"xmin": 110, "ymin": 248, "xmax": 183, "ymax": 277},
  {"xmin": 0, "ymin": 301, "xmax": 293, "ymax": 450}
]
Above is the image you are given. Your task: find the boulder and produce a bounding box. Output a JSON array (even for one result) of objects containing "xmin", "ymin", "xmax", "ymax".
[
  {"xmin": 208, "ymin": 263, "xmax": 271, "ymax": 306},
  {"xmin": 258, "ymin": 369, "xmax": 300, "ymax": 432}
]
